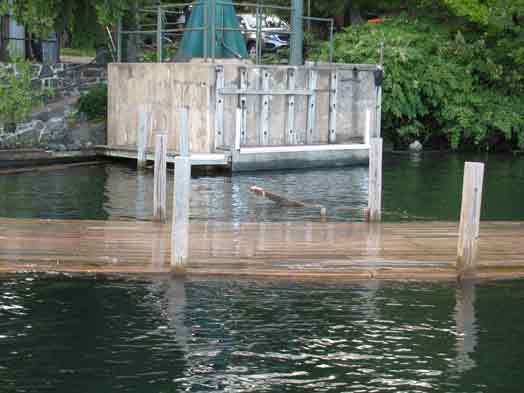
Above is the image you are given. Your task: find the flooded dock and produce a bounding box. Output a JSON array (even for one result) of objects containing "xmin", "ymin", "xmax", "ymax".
[{"xmin": 1, "ymin": 218, "xmax": 523, "ymax": 280}]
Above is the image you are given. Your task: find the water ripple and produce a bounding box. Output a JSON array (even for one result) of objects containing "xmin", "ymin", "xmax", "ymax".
[{"xmin": 0, "ymin": 275, "xmax": 523, "ymax": 392}]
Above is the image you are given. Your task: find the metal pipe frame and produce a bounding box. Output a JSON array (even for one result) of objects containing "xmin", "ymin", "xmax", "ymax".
[
  {"xmin": 117, "ymin": 0, "xmax": 339, "ymax": 65},
  {"xmin": 302, "ymin": 15, "xmax": 335, "ymax": 64}
]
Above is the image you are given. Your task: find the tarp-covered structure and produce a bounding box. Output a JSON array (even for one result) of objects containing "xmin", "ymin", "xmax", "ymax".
[{"xmin": 177, "ymin": 0, "xmax": 248, "ymax": 59}]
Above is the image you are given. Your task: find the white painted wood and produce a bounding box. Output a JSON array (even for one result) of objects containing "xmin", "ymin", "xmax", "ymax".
[
  {"xmin": 329, "ymin": 69, "xmax": 338, "ymax": 144},
  {"xmin": 239, "ymin": 144, "xmax": 369, "ymax": 154},
  {"xmin": 306, "ymin": 69, "xmax": 318, "ymax": 144},
  {"xmin": 365, "ymin": 109, "xmax": 372, "ymax": 146},
  {"xmin": 178, "ymin": 107, "xmax": 190, "ymax": 157},
  {"xmin": 219, "ymin": 88, "xmax": 312, "ymax": 96},
  {"xmin": 239, "ymin": 67, "xmax": 248, "ymax": 145},
  {"xmin": 260, "ymin": 70, "xmax": 271, "ymax": 146},
  {"xmin": 153, "ymin": 133, "xmax": 168, "ymax": 222},
  {"xmin": 137, "ymin": 106, "xmax": 151, "ymax": 170},
  {"xmin": 457, "ymin": 162, "xmax": 485, "ymax": 278},
  {"xmin": 171, "ymin": 156, "xmax": 191, "ymax": 272},
  {"xmin": 368, "ymin": 138, "xmax": 383, "ymax": 222},
  {"xmin": 100, "ymin": 146, "xmax": 229, "ymax": 166},
  {"xmin": 235, "ymin": 108, "xmax": 241, "ymax": 151},
  {"xmin": 214, "ymin": 65, "xmax": 225, "ymax": 150},
  {"xmin": 286, "ymin": 68, "xmax": 297, "ymax": 145}
]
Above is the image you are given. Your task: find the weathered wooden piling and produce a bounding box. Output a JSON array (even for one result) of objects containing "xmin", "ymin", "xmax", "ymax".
[
  {"xmin": 368, "ymin": 138, "xmax": 383, "ymax": 221},
  {"xmin": 137, "ymin": 104, "xmax": 151, "ymax": 170},
  {"xmin": 153, "ymin": 133, "xmax": 167, "ymax": 222},
  {"xmin": 457, "ymin": 162, "xmax": 485, "ymax": 278},
  {"xmin": 171, "ymin": 107, "xmax": 191, "ymax": 274}
]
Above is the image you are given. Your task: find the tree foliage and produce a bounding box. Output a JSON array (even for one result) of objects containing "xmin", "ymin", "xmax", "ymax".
[
  {"xmin": 77, "ymin": 84, "xmax": 108, "ymax": 121},
  {"xmin": 0, "ymin": 59, "xmax": 42, "ymax": 128},
  {"xmin": 1, "ymin": 0, "xmax": 152, "ymax": 48},
  {"xmin": 315, "ymin": 15, "xmax": 524, "ymax": 150}
]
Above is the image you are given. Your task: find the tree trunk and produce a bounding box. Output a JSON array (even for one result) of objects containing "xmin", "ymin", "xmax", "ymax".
[
  {"xmin": 344, "ymin": 0, "xmax": 364, "ymax": 26},
  {"xmin": 126, "ymin": 1, "xmax": 140, "ymax": 62}
]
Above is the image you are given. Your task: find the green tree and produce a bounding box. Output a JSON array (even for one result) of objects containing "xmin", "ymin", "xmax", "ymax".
[
  {"xmin": 314, "ymin": 15, "xmax": 524, "ymax": 150},
  {"xmin": 0, "ymin": 58, "xmax": 42, "ymax": 132},
  {"xmin": 1, "ymin": 0, "xmax": 151, "ymax": 50}
]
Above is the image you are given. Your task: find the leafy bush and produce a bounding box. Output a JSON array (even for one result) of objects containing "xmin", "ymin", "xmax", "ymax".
[
  {"xmin": 140, "ymin": 43, "xmax": 179, "ymax": 63},
  {"xmin": 77, "ymin": 84, "xmax": 107, "ymax": 121},
  {"xmin": 314, "ymin": 16, "xmax": 524, "ymax": 150},
  {"xmin": 0, "ymin": 58, "xmax": 42, "ymax": 132}
]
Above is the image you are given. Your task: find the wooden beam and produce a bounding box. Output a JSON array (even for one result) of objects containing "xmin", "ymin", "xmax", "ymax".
[
  {"xmin": 171, "ymin": 108, "xmax": 191, "ymax": 274},
  {"xmin": 328, "ymin": 69, "xmax": 338, "ymax": 144},
  {"xmin": 457, "ymin": 162, "xmax": 485, "ymax": 279},
  {"xmin": 260, "ymin": 69, "xmax": 271, "ymax": 146},
  {"xmin": 214, "ymin": 65, "xmax": 224, "ymax": 150},
  {"xmin": 153, "ymin": 133, "xmax": 167, "ymax": 222},
  {"xmin": 306, "ymin": 69, "xmax": 318, "ymax": 144},
  {"xmin": 137, "ymin": 105, "xmax": 151, "ymax": 170},
  {"xmin": 239, "ymin": 67, "xmax": 248, "ymax": 145},
  {"xmin": 286, "ymin": 67, "xmax": 297, "ymax": 144},
  {"xmin": 368, "ymin": 138, "xmax": 383, "ymax": 222}
]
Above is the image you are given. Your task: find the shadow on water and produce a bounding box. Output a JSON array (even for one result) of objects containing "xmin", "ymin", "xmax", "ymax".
[{"xmin": 1, "ymin": 274, "xmax": 524, "ymax": 392}]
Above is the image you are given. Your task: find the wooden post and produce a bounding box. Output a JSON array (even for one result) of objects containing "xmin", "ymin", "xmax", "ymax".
[
  {"xmin": 365, "ymin": 108, "xmax": 372, "ymax": 146},
  {"xmin": 239, "ymin": 67, "xmax": 248, "ymax": 145},
  {"xmin": 328, "ymin": 69, "xmax": 338, "ymax": 144},
  {"xmin": 306, "ymin": 69, "xmax": 318, "ymax": 144},
  {"xmin": 214, "ymin": 65, "xmax": 224, "ymax": 149},
  {"xmin": 137, "ymin": 105, "xmax": 151, "ymax": 170},
  {"xmin": 117, "ymin": 17, "xmax": 123, "ymax": 62},
  {"xmin": 457, "ymin": 162, "xmax": 485, "ymax": 278},
  {"xmin": 368, "ymin": 138, "xmax": 383, "ymax": 222},
  {"xmin": 171, "ymin": 107, "xmax": 191, "ymax": 274},
  {"xmin": 153, "ymin": 133, "xmax": 167, "ymax": 222},
  {"xmin": 260, "ymin": 70, "xmax": 271, "ymax": 146},
  {"xmin": 286, "ymin": 67, "xmax": 297, "ymax": 144},
  {"xmin": 156, "ymin": 6, "xmax": 163, "ymax": 62},
  {"xmin": 235, "ymin": 108, "xmax": 241, "ymax": 151}
]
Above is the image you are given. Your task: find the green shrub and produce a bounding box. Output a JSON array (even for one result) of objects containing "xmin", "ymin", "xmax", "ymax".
[
  {"xmin": 77, "ymin": 84, "xmax": 107, "ymax": 121},
  {"xmin": 0, "ymin": 58, "xmax": 42, "ymax": 132},
  {"xmin": 140, "ymin": 43, "xmax": 179, "ymax": 63},
  {"xmin": 314, "ymin": 16, "xmax": 524, "ymax": 150}
]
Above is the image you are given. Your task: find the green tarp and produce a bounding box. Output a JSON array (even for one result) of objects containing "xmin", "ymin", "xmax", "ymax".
[{"xmin": 177, "ymin": 0, "xmax": 248, "ymax": 59}]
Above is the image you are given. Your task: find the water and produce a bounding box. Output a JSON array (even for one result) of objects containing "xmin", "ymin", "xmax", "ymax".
[
  {"xmin": 1, "ymin": 274, "xmax": 524, "ymax": 392},
  {"xmin": 1, "ymin": 154, "xmax": 524, "ymax": 392},
  {"xmin": 0, "ymin": 153, "xmax": 523, "ymax": 222}
]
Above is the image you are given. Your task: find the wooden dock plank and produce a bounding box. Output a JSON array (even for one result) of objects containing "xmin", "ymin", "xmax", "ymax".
[{"xmin": 1, "ymin": 218, "xmax": 524, "ymax": 279}]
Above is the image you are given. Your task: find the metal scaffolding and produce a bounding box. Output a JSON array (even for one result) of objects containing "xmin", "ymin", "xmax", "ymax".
[{"xmin": 115, "ymin": 0, "xmax": 334, "ymax": 65}]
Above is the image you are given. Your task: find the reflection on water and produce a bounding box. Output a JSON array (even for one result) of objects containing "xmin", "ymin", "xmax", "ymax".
[
  {"xmin": 454, "ymin": 281, "xmax": 478, "ymax": 374},
  {"xmin": 0, "ymin": 153, "xmax": 523, "ymax": 222},
  {"xmin": 1, "ymin": 275, "xmax": 524, "ymax": 392}
]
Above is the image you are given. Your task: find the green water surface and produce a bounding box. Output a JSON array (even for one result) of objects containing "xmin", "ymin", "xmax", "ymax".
[
  {"xmin": 0, "ymin": 153, "xmax": 522, "ymax": 222},
  {"xmin": 1, "ymin": 275, "xmax": 524, "ymax": 393},
  {"xmin": 1, "ymin": 153, "xmax": 523, "ymax": 392}
]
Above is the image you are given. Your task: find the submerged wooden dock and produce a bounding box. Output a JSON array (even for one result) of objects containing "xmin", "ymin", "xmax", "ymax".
[{"xmin": 1, "ymin": 218, "xmax": 523, "ymax": 280}]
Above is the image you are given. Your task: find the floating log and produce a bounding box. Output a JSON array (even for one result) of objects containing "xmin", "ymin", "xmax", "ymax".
[{"xmin": 250, "ymin": 186, "xmax": 327, "ymax": 216}]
